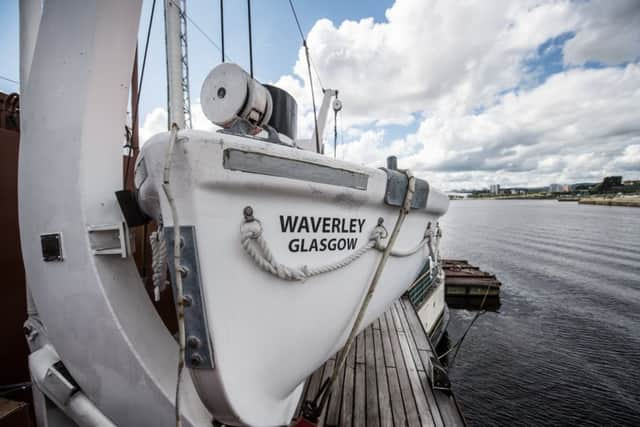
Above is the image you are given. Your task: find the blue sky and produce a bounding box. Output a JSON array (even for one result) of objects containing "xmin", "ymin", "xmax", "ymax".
[
  {"xmin": 2, "ymin": 0, "xmax": 639, "ymax": 190},
  {"xmin": 0, "ymin": 0, "xmax": 392, "ymax": 120}
]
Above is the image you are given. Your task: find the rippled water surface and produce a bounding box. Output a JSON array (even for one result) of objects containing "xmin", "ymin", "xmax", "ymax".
[{"xmin": 439, "ymin": 200, "xmax": 640, "ymax": 426}]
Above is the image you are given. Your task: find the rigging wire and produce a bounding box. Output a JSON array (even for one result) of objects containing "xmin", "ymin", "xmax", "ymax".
[
  {"xmin": 123, "ymin": 0, "xmax": 158, "ymax": 190},
  {"xmin": 169, "ymin": 0, "xmax": 228, "ymax": 60},
  {"xmin": 0, "ymin": 75, "xmax": 19, "ymax": 85},
  {"xmin": 247, "ymin": 0, "xmax": 254, "ymax": 77},
  {"xmin": 438, "ymin": 276, "xmax": 493, "ymax": 367},
  {"xmin": 287, "ymin": 0, "xmax": 322, "ymax": 153},
  {"xmin": 220, "ymin": 0, "xmax": 225, "ymax": 62},
  {"xmin": 287, "ymin": 0, "xmax": 325, "ymax": 90}
]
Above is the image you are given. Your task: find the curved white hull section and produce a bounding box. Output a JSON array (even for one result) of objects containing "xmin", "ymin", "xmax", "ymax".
[
  {"xmin": 416, "ymin": 276, "xmax": 447, "ymax": 340},
  {"xmin": 138, "ymin": 130, "xmax": 449, "ymax": 425}
]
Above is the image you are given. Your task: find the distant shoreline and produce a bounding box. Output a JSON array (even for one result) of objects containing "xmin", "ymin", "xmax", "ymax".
[
  {"xmin": 578, "ymin": 196, "xmax": 640, "ymax": 207},
  {"xmin": 453, "ymin": 195, "xmax": 640, "ymax": 207}
]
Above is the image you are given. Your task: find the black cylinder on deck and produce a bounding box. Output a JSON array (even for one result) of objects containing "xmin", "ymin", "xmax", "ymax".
[{"xmin": 264, "ymin": 84, "xmax": 297, "ymax": 140}]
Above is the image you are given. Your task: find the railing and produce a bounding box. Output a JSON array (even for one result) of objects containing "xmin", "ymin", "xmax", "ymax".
[{"xmin": 406, "ymin": 257, "xmax": 438, "ymax": 309}]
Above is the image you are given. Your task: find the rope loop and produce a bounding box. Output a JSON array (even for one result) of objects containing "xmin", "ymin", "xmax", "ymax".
[{"xmin": 239, "ymin": 170, "xmax": 431, "ymax": 281}]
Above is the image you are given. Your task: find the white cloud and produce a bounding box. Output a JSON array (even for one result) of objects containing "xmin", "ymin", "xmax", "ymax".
[
  {"xmin": 564, "ymin": 0, "xmax": 640, "ymax": 66},
  {"xmin": 139, "ymin": 107, "xmax": 167, "ymax": 144},
  {"xmin": 138, "ymin": 0, "xmax": 640, "ymax": 190},
  {"xmin": 275, "ymin": 0, "xmax": 640, "ymax": 189},
  {"xmin": 139, "ymin": 102, "xmax": 219, "ymax": 145}
]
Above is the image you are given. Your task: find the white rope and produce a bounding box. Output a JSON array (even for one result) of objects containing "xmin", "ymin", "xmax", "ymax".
[
  {"xmin": 149, "ymin": 229, "xmax": 169, "ymax": 302},
  {"xmin": 240, "ymin": 217, "xmax": 388, "ymax": 281},
  {"xmin": 162, "ymin": 124, "xmax": 185, "ymax": 427},
  {"xmin": 380, "ymin": 222, "xmax": 431, "ymax": 257}
]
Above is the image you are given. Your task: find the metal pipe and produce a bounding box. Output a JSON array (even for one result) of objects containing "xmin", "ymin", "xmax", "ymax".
[
  {"xmin": 313, "ymin": 88, "xmax": 337, "ymax": 151},
  {"xmin": 164, "ymin": 0, "xmax": 186, "ymax": 129},
  {"xmin": 30, "ymin": 345, "xmax": 117, "ymax": 427}
]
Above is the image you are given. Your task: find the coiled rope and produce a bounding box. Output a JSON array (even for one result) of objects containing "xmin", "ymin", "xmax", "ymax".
[{"xmin": 149, "ymin": 228, "xmax": 169, "ymax": 302}]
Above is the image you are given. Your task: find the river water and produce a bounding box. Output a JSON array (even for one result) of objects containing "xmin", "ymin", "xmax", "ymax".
[{"xmin": 438, "ymin": 200, "xmax": 640, "ymax": 426}]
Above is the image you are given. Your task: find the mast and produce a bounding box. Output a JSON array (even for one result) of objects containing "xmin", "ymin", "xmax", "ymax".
[{"xmin": 164, "ymin": 0, "xmax": 192, "ymax": 129}]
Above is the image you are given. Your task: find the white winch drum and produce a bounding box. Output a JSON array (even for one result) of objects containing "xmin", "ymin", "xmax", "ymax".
[{"xmin": 201, "ymin": 62, "xmax": 272, "ymax": 128}]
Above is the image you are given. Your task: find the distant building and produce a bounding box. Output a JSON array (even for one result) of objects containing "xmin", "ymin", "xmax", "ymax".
[
  {"xmin": 590, "ymin": 176, "xmax": 625, "ymax": 194},
  {"xmin": 549, "ymin": 183, "xmax": 563, "ymax": 193},
  {"xmin": 490, "ymin": 184, "xmax": 500, "ymax": 195},
  {"xmin": 561, "ymin": 184, "xmax": 570, "ymax": 192}
]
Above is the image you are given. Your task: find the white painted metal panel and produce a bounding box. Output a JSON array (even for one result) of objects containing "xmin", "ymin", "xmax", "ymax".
[{"xmin": 19, "ymin": 2, "xmax": 212, "ymax": 426}]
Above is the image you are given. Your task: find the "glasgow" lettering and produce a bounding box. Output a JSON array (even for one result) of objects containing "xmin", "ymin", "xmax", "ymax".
[{"xmin": 288, "ymin": 237, "xmax": 358, "ymax": 253}]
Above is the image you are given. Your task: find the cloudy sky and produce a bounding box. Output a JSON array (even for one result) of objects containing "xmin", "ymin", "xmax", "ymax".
[{"xmin": 1, "ymin": 0, "xmax": 638, "ymax": 190}]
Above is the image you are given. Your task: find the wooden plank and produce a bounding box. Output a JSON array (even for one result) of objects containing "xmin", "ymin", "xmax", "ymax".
[
  {"xmin": 394, "ymin": 302, "xmax": 424, "ymax": 368},
  {"xmin": 354, "ymin": 332, "xmax": 366, "ymax": 427},
  {"xmin": 294, "ymin": 371, "xmax": 312, "ymax": 416},
  {"xmin": 373, "ymin": 317, "xmax": 382, "ymax": 330},
  {"xmin": 387, "ymin": 305, "xmax": 420, "ymax": 426},
  {"xmin": 402, "ymin": 298, "xmax": 465, "ymax": 427},
  {"xmin": 432, "ymin": 391, "xmax": 463, "ymax": 427},
  {"xmin": 325, "ymin": 351, "xmax": 346, "ymax": 426},
  {"xmin": 397, "ymin": 331, "xmax": 436, "ymax": 427},
  {"xmin": 386, "ymin": 366, "xmax": 407, "ymax": 426},
  {"xmin": 393, "ymin": 302, "xmax": 435, "ymax": 427},
  {"xmin": 339, "ymin": 342, "xmax": 356, "ymax": 427},
  {"xmin": 399, "ymin": 298, "xmax": 431, "ymax": 352},
  {"xmin": 397, "ymin": 300, "xmax": 443, "ymax": 427},
  {"xmin": 356, "ymin": 331, "xmax": 365, "ymax": 364},
  {"xmin": 365, "ymin": 325, "xmax": 380, "ymax": 427},
  {"xmin": 381, "ymin": 311, "xmax": 396, "ymax": 368},
  {"xmin": 391, "ymin": 303, "xmax": 405, "ymax": 333},
  {"xmin": 417, "ymin": 371, "xmax": 446, "ymax": 427},
  {"xmin": 317, "ymin": 358, "xmax": 335, "ymax": 427},
  {"xmin": 374, "ymin": 323, "xmax": 393, "ymax": 427},
  {"xmin": 305, "ymin": 362, "xmax": 326, "ymax": 407}
]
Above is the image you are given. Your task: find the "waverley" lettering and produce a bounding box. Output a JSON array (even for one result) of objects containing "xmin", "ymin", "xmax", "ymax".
[
  {"xmin": 279, "ymin": 215, "xmax": 366, "ymax": 252},
  {"xmin": 280, "ymin": 216, "xmax": 365, "ymax": 234}
]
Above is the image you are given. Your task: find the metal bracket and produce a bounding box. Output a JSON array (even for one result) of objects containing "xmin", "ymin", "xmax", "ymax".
[
  {"xmin": 87, "ymin": 223, "xmax": 129, "ymax": 258},
  {"xmin": 382, "ymin": 168, "xmax": 429, "ymax": 209},
  {"xmin": 427, "ymin": 356, "xmax": 452, "ymax": 393},
  {"xmin": 165, "ymin": 226, "xmax": 214, "ymax": 369},
  {"xmin": 42, "ymin": 361, "xmax": 79, "ymax": 405}
]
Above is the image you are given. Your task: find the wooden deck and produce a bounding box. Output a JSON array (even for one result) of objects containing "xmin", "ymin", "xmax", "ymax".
[{"xmin": 295, "ymin": 297, "xmax": 465, "ymax": 426}]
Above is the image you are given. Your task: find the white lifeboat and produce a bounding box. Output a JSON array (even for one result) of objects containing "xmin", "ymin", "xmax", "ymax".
[{"xmin": 135, "ymin": 63, "xmax": 449, "ymax": 425}]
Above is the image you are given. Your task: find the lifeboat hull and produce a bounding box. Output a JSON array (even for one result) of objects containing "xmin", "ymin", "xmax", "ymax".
[{"xmin": 136, "ymin": 130, "xmax": 449, "ymax": 425}]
